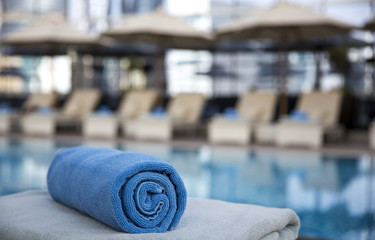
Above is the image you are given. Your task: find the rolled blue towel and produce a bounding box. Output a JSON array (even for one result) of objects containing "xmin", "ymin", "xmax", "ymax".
[{"xmin": 47, "ymin": 146, "xmax": 187, "ymax": 233}]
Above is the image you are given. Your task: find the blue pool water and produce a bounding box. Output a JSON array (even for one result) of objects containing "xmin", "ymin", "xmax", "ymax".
[{"xmin": 0, "ymin": 137, "xmax": 374, "ymax": 240}]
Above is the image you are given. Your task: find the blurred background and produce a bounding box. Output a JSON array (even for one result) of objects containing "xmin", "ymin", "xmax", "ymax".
[
  {"xmin": 0, "ymin": 2, "xmax": 375, "ymax": 240},
  {"xmin": 0, "ymin": 0, "xmax": 372, "ymax": 131}
]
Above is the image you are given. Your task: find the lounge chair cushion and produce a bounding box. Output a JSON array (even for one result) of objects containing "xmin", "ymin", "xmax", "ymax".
[
  {"xmin": 122, "ymin": 104, "xmax": 139, "ymax": 118},
  {"xmin": 309, "ymin": 109, "xmax": 328, "ymax": 123},
  {"xmin": 0, "ymin": 190, "xmax": 300, "ymax": 240},
  {"xmin": 297, "ymin": 91, "xmax": 342, "ymax": 126},
  {"xmin": 64, "ymin": 103, "xmax": 82, "ymax": 117},
  {"xmin": 167, "ymin": 94, "xmax": 205, "ymax": 124},
  {"xmin": 23, "ymin": 93, "xmax": 57, "ymax": 112},
  {"xmin": 119, "ymin": 90, "xmax": 159, "ymax": 118},
  {"xmin": 171, "ymin": 107, "xmax": 190, "ymax": 121},
  {"xmin": 244, "ymin": 108, "xmax": 263, "ymax": 122},
  {"xmin": 236, "ymin": 91, "xmax": 276, "ymax": 123},
  {"xmin": 62, "ymin": 90, "xmax": 100, "ymax": 118}
]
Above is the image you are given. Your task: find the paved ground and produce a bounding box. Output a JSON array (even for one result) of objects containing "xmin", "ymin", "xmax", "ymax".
[{"xmin": 3, "ymin": 132, "xmax": 371, "ymax": 157}]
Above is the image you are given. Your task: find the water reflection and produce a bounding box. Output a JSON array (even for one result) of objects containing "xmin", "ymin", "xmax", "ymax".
[
  {"xmin": 0, "ymin": 138, "xmax": 55, "ymax": 195},
  {"xmin": 0, "ymin": 138, "xmax": 373, "ymax": 240}
]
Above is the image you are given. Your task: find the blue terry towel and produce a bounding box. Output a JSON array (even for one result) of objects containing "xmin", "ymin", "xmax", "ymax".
[
  {"xmin": 289, "ymin": 110, "xmax": 309, "ymax": 121},
  {"xmin": 96, "ymin": 105, "xmax": 111, "ymax": 116},
  {"xmin": 37, "ymin": 106, "xmax": 51, "ymax": 115},
  {"xmin": 47, "ymin": 146, "xmax": 187, "ymax": 234},
  {"xmin": 224, "ymin": 107, "xmax": 238, "ymax": 119},
  {"xmin": 151, "ymin": 107, "xmax": 165, "ymax": 117},
  {"xmin": 0, "ymin": 103, "xmax": 11, "ymax": 114}
]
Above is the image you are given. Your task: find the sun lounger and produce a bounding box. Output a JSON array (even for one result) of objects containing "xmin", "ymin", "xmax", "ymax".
[
  {"xmin": 22, "ymin": 93, "xmax": 58, "ymax": 113},
  {"xmin": 370, "ymin": 123, "xmax": 375, "ymax": 149},
  {"xmin": 132, "ymin": 93, "xmax": 205, "ymax": 141},
  {"xmin": 21, "ymin": 89, "xmax": 100, "ymax": 136},
  {"xmin": 83, "ymin": 90, "xmax": 159, "ymax": 139},
  {"xmin": 0, "ymin": 93, "xmax": 57, "ymax": 134},
  {"xmin": 276, "ymin": 91, "xmax": 343, "ymax": 148},
  {"xmin": 208, "ymin": 91, "xmax": 277, "ymax": 145},
  {"xmin": 0, "ymin": 104, "xmax": 14, "ymax": 134}
]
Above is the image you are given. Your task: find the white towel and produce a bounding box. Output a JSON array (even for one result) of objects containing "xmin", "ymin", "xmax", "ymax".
[{"xmin": 0, "ymin": 191, "xmax": 300, "ymax": 240}]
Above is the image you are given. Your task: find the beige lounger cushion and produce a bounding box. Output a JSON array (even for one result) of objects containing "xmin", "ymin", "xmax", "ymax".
[
  {"xmin": 83, "ymin": 90, "xmax": 159, "ymax": 139},
  {"xmin": 119, "ymin": 90, "xmax": 159, "ymax": 118},
  {"xmin": 62, "ymin": 89, "xmax": 100, "ymax": 118},
  {"xmin": 21, "ymin": 90, "xmax": 100, "ymax": 137},
  {"xmin": 297, "ymin": 91, "xmax": 342, "ymax": 126},
  {"xmin": 122, "ymin": 105, "xmax": 139, "ymax": 118},
  {"xmin": 171, "ymin": 107, "xmax": 190, "ymax": 121},
  {"xmin": 209, "ymin": 91, "xmax": 277, "ymax": 144},
  {"xmin": 275, "ymin": 91, "xmax": 343, "ymax": 148},
  {"xmin": 243, "ymin": 108, "xmax": 263, "ymax": 121},
  {"xmin": 23, "ymin": 93, "xmax": 57, "ymax": 111},
  {"xmin": 167, "ymin": 93, "xmax": 205, "ymax": 124},
  {"xmin": 1, "ymin": 93, "xmax": 57, "ymax": 134},
  {"xmin": 132, "ymin": 93, "xmax": 205, "ymax": 141},
  {"xmin": 236, "ymin": 91, "xmax": 276, "ymax": 122}
]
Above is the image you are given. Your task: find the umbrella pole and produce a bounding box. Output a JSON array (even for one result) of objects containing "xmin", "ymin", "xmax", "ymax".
[
  {"xmin": 314, "ymin": 52, "xmax": 322, "ymax": 90},
  {"xmin": 50, "ymin": 45, "xmax": 57, "ymax": 93},
  {"xmin": 155, "ymin": 46, "xmax": 166, "ymax": 96},
  {"xmin": 50, "ymin": 56, "xmax": 55, "ymax": 93},
  {"xmin": 279, "ymin": 34, "xmax": 288, "ymax": 115},
  {"xmin": 212, "ymin": 48, "xmax": 216, "ymax": 98},
  {"xmin": 373, "ymin": 32, "xmax": 375, "ymax": 96}
]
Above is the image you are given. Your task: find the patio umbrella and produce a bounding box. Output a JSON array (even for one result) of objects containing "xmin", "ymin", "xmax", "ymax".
[
  {"xmin": 364, "ymin": 18, "xmax": 375, "ymax": 94},
  {"xmin": 102, "ymin": 9, "xmax": 212, "ymax": 93},
  {"xmin": 364, "ymin": 17, "xmax": 375, "ymax": 31},
  {"xmin": 216, "ymin": 1, "xmax": 354, "ymax": 114},
  {"xmin": 264, "ymin": 35, "xmax": 368, "ymax": 90},
  {"xmin": 1, "ymin": 14, "xmax": 97, "ymax": 46},
  {"xmin": 0, "ymin": 13, "xmax": 99, "ymax": 92}
]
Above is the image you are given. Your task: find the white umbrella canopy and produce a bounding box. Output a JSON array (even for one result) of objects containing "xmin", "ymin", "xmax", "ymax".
[
  {"xmin": 103, "ymin": 10, "xmax": 212, "ymax": 93},
  {"xmin": 363, "ymin": 18, "xmax": 375, "ymax": 91},
  {"xmin": 216, "ymin": 1, "xmax": 355, "ymax": 114},
  {"xmin": 364, "ymin": 17, "xmax": 375, "ymax": 31},
  {"xmin": 0, "ymin": 13, "xmax": 99, "ymax": 93},
  {"xmin": 1, "ymin": 13, "xmax": 98, "ymax": 47},
  {"xmin": 0, "ymin": 11, "xmax": 31, "ymax": 23},
  {"xmin": 216, "ymin": 1, "xmax": 354, "ymax": 41},
  {"xmin": 103, "ymin": 10, "xmax": 212, "ymax": 49}
]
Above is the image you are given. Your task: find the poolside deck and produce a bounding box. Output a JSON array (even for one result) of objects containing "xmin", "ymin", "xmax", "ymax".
[{"xmin": 2, "ymin": 129, "xmax": 370, "ymax": 157}]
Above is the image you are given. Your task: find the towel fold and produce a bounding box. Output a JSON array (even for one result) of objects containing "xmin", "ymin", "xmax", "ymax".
[
  {"xmin": 0, "ymin": 191, "xmax": 300, "ymax": 240},
  {"xmin": 47, "ymin": 146, "xmax": 187, "ymax": 233}
]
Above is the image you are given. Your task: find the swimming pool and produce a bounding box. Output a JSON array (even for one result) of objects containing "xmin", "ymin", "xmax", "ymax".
[{"xmin": 0, "ymin": 137, "xmax": 374, "ymax": 240}]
